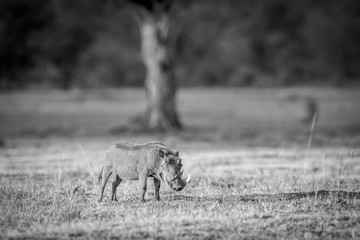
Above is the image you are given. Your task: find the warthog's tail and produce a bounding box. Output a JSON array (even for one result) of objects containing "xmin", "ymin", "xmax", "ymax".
[{"xmin": 98, "ymin": 166, "xmax": 104, "ymax": 184}]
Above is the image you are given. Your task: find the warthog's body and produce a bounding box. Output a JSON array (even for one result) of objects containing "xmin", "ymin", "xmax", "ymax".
[{"xmin": 98, "ymin": 141, "xmax": 189, "ymax": 202}]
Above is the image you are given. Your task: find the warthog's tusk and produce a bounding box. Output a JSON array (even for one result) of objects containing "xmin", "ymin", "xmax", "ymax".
[
  {"xmin": 164, "ymin": 170, "xmax": 187, "ymax": 184},
  {"xmin": 185, "ymin": 174, "xmax": 191, "ymax": 183},
  {"xmin": 164, "ymin": 173, "xmax": 171, "ymax": 185},
  {"xmin": 178, "ymin": 169, "xmax": 184, "ymax": 178},
  {"xmin": 170, "ymin": 170, "xmax": 183, "ymax": 182}
]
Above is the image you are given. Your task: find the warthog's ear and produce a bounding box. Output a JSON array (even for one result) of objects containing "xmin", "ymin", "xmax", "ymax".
[
  {"xmin": 159, "ymin": 149, "xmax": 165, "ymax": 158},
  {"xmin": 175, "ymin": 151, "xmax": 179, "ymax": 157}
]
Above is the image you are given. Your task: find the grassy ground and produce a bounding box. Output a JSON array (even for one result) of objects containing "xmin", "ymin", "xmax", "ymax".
[{"xmin": 1, "ymin": 88, "xmax": 360, "ymax": 239}]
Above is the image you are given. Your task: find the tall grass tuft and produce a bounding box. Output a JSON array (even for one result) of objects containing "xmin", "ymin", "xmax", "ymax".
[
  {"xmin": 303, "ymin": 112, "xmax": 317, "ymax": 174},
  {"xmin": 77, "ymin": 141, "xmax": 96, "ymax": 189}
]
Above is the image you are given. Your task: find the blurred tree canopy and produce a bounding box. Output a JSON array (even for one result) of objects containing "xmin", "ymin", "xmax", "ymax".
[
  {"xmin": 0, "ymin": 0, "xmax": 52, "ymax": 88},
  {"xmin": 0, "ymin": 0, "xmax": 360, "ymax": 90}
]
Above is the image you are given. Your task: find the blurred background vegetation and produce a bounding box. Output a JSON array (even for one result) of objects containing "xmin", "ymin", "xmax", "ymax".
[{"xmin": 1, "ymin": 0, "xmax": 360, "ymax": 90}]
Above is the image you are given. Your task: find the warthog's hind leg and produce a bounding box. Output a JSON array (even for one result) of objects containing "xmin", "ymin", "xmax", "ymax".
[
  {"xmin": 111, "ymin": 175, "xmax": 122, "ymax": 201},
  {"xmin": 98, "ymin": 166, "xmax": 112, "ymax": 202},
  {"xmin": 139, "ymin": 173, "xmax": 148, "ymax": 202},
  {"xmin": 153, "ymin": 177, "xmax": 161, "ymax": 201}
]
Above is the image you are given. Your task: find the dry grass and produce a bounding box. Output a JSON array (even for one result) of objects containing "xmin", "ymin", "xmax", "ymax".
[{"xmin": 1, "ymin": 88, "xmax": 360, "ymax": 239}]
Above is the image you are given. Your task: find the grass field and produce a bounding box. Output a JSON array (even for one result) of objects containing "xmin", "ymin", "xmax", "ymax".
[{"xmin": 1, "ymin": 88, "xmax": 360, "ymax": 239}]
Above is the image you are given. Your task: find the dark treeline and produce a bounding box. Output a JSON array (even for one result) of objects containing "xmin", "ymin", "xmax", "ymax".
[{"xmin": 1, "ymin": 0, "xmax": 360, "ymax": 90}]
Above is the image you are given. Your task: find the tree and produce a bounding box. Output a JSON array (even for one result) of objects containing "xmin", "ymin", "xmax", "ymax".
[{"xmin": 122, "ymin": 0, "xmax": 190, "ymax": 131}]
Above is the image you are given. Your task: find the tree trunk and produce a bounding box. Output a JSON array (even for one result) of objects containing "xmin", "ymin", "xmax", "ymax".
[{"xmin": 139, "ymin": 14, "xmax": 182, "ymax": 130}]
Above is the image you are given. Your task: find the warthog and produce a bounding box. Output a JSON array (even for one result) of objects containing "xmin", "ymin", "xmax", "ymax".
[{"xmin": 98, "ymin": 141, "xmax": 190, "ymax": 202}]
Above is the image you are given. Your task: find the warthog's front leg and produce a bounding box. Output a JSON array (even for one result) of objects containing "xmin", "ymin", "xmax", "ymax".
[
  {"xmin": 153, "ymin": 177, "xmax": 161, "ymax": 201},
  {"xmin": 111, "ymin": 175, "xmax": 122, "ymax": 201},
  {"xmin": 139, "ymin": 173, "xmax": 148, "ymax": 202}
]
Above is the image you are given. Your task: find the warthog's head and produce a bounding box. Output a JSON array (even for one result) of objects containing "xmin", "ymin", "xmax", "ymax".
[{"xmin": 159, "ymin": 149, "xmax": 190, "ymax": 191}]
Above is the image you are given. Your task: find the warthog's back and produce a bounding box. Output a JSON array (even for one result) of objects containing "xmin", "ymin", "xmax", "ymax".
[
  {"xmin": 104, "ymin": 141, "xmax": 166, "ymax": 180},
  {"xmin": 115, "ymin": 141, "xmax": 165, "ymax": 150}
]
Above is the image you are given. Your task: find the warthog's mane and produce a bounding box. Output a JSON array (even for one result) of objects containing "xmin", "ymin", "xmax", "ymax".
[
  {"xmin": 114, "ymin": 141, "xmax": 179, "ymax": 156},
  {"xmin": 115, "ymin": 141, "xmax": 168, "ymax": 151}
]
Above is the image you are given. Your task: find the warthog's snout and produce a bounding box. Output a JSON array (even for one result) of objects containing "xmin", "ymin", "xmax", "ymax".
[{"xmin": 163, "ymin": 170, "xmax": 191, "ymax": 191}]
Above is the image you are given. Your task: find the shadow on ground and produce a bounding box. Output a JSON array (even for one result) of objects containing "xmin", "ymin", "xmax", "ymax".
[
  {"xmin": 162, "ymin": 190, "xmax": 360, "ymax": 203},
  {"xmin": 109, "ymin": 190, "xmax": 360, "ymax": 205}
]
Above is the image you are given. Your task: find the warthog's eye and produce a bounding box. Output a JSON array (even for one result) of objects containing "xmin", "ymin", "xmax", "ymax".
[{"xmin": 159, "ymin": 150, "xmax": 165, "ymax": 158}]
